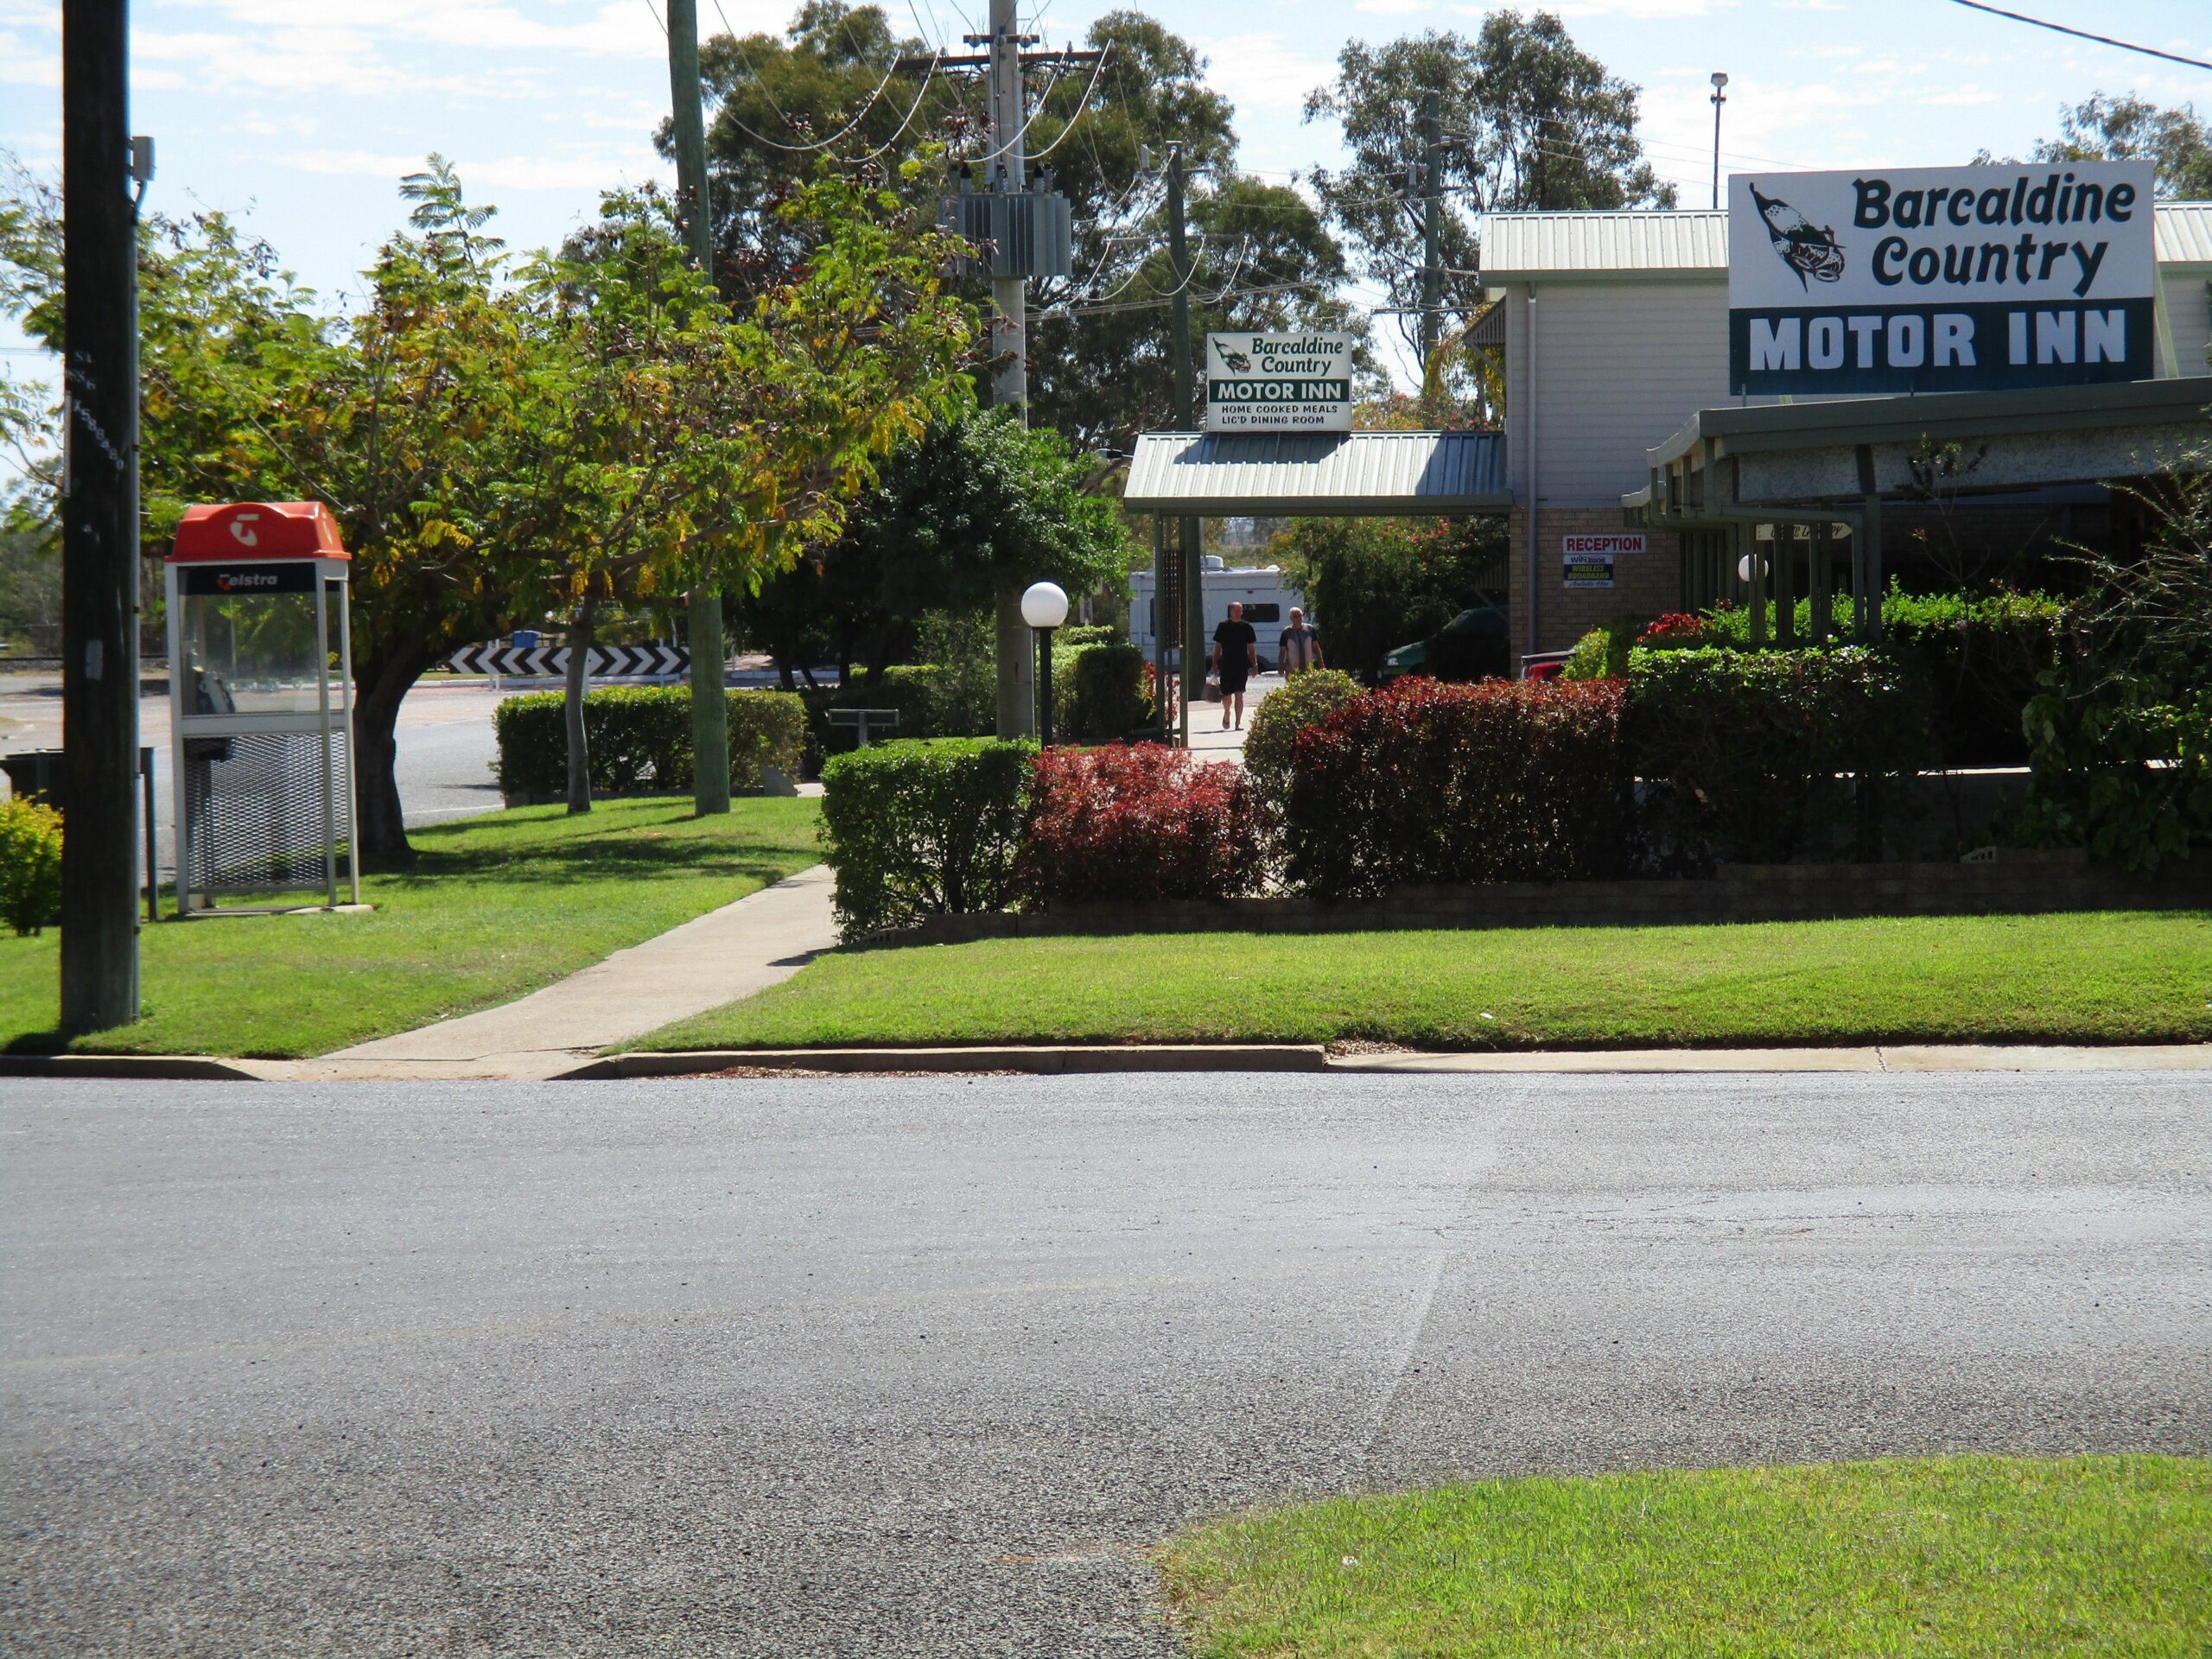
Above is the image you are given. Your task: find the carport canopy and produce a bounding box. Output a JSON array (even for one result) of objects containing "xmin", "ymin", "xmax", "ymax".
[{"xmin": 1122, "ymin": 429, "xmax": 1509, "ymax": 517}]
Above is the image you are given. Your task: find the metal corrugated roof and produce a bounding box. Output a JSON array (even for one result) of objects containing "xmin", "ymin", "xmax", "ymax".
[
  {"xmin": 1122, "ymin": 431, "xmax": 1510, "ymax": 516},
  {"xmin": 1481, "ymin": 202, "xmax": 2212, "ymax": 277},
  {"xmin": 2158, "ymin": 201, "xmax": 2212, "ymax": 265},
  {"xmin": 1481, "ymin": 211, "xmax": 1726, "ymax": 279}
]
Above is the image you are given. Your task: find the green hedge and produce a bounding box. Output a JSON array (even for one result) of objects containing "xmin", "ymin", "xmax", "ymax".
[
  {"xmin": 820, "ymin": 737, "xmax": 1035, "ymax": 938},
  {"xmin": 0, "ymin": 794, "xmax": 64, "ymax": 936},
  {"xmin": 1694, "ymin": 589, "xmax": 2064, "ymax": 764},
  {"xmin": 493, "ymin": 686, "xmax": 806, "ymax": 798},
  {"xmin": 1626, "ymin": 645, "xmax": 1935, "ymax": 867},
  {"xmin": 1056, "ymin": 641, "xmax": 1152, "ymax": 741},
  {"xmin": 1286, "ymin": 678, "xmax": 1635, "ymax": 899}
]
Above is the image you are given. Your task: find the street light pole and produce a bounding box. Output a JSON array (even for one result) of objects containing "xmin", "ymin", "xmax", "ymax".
[
  {"xmin": 1020, "ymin": 582, "xmax": 1069, "ymax": 747},
  {"xmin": 1709, "ymin": 72, "xmax": 1729, "ymax": 212},
  {"xmin": 59, "ymin": 0, "xmax": 141, "ymax": 1034}
]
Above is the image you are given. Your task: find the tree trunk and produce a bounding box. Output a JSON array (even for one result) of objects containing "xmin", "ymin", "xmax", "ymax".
[
  {"xmin": 352, "ymin": 640, "xmax": 435, "ymax": 863},
  {"xmin": 564, "ymin": 594, "xmax": 597, "ymax": 815}
]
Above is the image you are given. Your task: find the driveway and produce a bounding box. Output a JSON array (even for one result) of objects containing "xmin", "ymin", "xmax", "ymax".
[{"xmin": 4, "ymin": 1071, "xmax": 2205, "ymax": 1655}]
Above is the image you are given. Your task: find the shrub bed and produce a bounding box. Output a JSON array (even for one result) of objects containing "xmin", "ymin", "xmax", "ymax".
[
  {"xmin": 1688, "ymin": 590, "xmax": 2063, "ymax": 764},
  {"xmin": 1286, "ymin": 678, "xmax": 1633, "ymax": 900},
  {"xmin": 1627, "ymin": 645, "xmax": 1934, "ymax": 867},
  {"xmin": 1014, "ymin": 745, "xmax": 1259, "ymax": 908},
  {"xmin": 494, "ymin": 687, "xmax": 805, "ymax": 799},
  {"xmin": 0, "ymin": 795, "xmax": 64, "ymax": 936},
  {"xmin": 1243, "ymin": 669, "xmax": 1361, "ymax": 861},
  {"xmin": 820, "ymin": 737, "xmax": 1033, "ymax": 938}
]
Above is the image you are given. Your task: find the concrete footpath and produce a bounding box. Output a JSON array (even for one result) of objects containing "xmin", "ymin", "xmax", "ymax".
[{"xmin": 264, "ymin": 865, "xmax": 838, "ymax": 1081}]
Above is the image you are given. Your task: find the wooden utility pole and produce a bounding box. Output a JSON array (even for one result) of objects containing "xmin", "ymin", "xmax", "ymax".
[
  {"xmin": 58, "ymin": 0, "xmax": 140, "ymax": 1033},
  {"xmin": 664, "ymin": 0, "xmax": 731, "ymax": 814},
  {"xmin": 986, "ymin": 0, "xmax": 1039, "ymax": 740},
  {"xmin": 1165, "ymin": 144, "xmax": 1202, "ymax": 752},
  {"xmin": 1419, "ymin": 92, "xmax": 1442, "ymax": 384}
]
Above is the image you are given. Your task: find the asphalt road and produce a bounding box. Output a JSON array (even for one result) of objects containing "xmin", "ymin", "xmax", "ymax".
[{"xmin": 5, "ymin": 1071, "xmax": 2207, "ymax": 1656}]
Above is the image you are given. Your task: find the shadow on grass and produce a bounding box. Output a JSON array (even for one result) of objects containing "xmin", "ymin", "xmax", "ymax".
[{"xmin": 365, "ymin": 804, "xmax": 815, "ymax": 892}]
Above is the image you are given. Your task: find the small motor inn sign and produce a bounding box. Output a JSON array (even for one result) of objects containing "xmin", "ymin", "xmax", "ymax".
[
  {"xmin": 1727, "ymin": 161, "xmax": 2156, "ymax": 395},
  {"xmin": 1564, "ymin": 531, "xmax": 1641, "ymax": 589},
  {"xmin": 1204, "ymin": 333, "xmax": 1354, "ymax": 432}
]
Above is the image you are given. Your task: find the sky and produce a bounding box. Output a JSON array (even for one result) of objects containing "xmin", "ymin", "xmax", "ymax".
[{"xmin": 2, "ymin": 0, "xmax": 2208, "ymax": 391}]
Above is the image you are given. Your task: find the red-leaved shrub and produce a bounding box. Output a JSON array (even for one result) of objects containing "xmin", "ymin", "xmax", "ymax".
[
  {"xmin": 1285, "ymin": 677, "xmax": 1632, "ymax": 898},
  {"xmin": 1014, "ymin": 744, "xmax": 1262, "ymax": 907},
  {"xmin": 1638, "ymin": 613, "xmax": 1709, "ymax": 645}
]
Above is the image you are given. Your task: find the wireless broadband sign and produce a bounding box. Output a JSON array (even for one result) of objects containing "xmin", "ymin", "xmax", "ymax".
[
  {"xmin": 1727, "ymin": 161, "xmax": 2156, "ymax": 395},
  {"xmin": 1205, "ymin": 333, "xmax": 1354, "ymax": 433}
]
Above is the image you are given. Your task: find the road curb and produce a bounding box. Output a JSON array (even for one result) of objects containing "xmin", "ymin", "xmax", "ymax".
[
  {"xmin": 0, "ymin": 1053, "xmax": 264, "ymax": 1081},
  {"xmin": 565, "ymin": 1045, "xmax": 1332, "ymax": 1078}
]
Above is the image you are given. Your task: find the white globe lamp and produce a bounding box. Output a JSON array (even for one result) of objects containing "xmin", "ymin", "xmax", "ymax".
[{"xmin": 1020, "ymin": 581, "xmax": 1070, "ymax": 744}]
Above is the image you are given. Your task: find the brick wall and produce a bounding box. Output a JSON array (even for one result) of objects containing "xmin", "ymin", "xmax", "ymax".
[{"xmin": 1508, "ymin": 505, "xmax": 1684, "ymax": 658}]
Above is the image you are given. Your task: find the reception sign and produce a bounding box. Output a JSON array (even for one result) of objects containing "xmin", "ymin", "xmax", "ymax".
[{"xmin": 1727, "ymin": 162, "xmax": 2156, "ymax": 394}]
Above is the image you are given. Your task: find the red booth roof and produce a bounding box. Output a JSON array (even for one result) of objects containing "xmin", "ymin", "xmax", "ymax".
[{"xmin": 170, "ymin": 501, "xmax": 347, "ymax": 563}]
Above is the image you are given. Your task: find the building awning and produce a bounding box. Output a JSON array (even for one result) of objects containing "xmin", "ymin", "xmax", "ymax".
[
  {"xmin": 1123, "ymin": 430, "xmax": 1510, "ymax": 518},
  {"xmin": 1625, "ymin": 376, "xmax": 2212, "ymax": 524}
]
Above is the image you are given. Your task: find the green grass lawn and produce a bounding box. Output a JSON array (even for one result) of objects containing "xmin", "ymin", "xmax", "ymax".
[
  {"xmin": 1, "ymin": 797, "xmax": 821, "ymax": 1058},
  {"xmin": 1159, "ymin": 1456, "xmax": 2210, "ymax": 1658},
  {"xmin": 641, "ymin": 909, "xmax": 2212, "ymax": 1051}
]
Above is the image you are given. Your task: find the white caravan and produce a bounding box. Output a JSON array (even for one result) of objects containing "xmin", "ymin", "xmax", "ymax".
[{"xmin": 1128, "ymin": 557, "xmax": 1308, "ymax": 671}]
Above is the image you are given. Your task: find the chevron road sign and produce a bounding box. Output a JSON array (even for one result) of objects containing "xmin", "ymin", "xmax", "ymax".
[{"xmin": 446, "ymin": 642, "xmax": 690, "ymax": 678}]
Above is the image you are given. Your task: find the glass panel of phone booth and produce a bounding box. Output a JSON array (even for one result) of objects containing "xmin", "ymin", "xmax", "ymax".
[{"xmin": 177, "ymin": 584, "xmax": 325, "ymax": 718}]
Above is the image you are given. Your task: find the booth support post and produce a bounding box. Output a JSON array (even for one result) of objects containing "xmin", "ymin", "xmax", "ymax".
[
  {"xmin": 1166, "ymin": 146, "xmax": 1203, "ymax": 749},
  {"xmin": 58, "ymin": 0, "xmax": 140, "ymax": 1030}
]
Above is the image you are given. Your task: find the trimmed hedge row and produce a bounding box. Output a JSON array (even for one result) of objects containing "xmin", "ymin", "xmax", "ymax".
[
  {"xmin": 494, "ymin": 686, "xmax": 806, "ymax": 798},
  {"xmin": 820, "ymin": 738, "xmax": 1033, "ymax": 938},
  {"xmin": 820, "ymin": 647, "xmax": 1958, "ymax": 936},
  {"xmin": 1014, "ymin": 745, "xmax": 1258, "ymax": 907},
  {"xmin": 1628, "ymin": 645, "xmax": 1933, "ymax": 868},
  {"xmin": 1286, "ymin": 677, "xmax": 1634, "ymax": 899}
]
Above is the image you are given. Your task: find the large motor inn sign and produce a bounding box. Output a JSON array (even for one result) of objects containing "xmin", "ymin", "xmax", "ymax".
[{"xmin": 1728, "ymin": 161, "xmax": 2156, "ymax": 395}]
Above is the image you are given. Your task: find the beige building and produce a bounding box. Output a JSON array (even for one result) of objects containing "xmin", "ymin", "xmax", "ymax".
[{"xmin": 1482, "ymin": 203, "xmax": 2212, "ymax": 657}]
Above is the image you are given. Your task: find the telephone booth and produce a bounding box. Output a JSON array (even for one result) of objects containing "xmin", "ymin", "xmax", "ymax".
[{"xmin": 166, "ymin": 501, "xmax": 360, "ymax": 914}]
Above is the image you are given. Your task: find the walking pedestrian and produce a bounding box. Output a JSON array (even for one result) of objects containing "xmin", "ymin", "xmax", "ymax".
[
  {"xmin": 1276, "ymin": 607, "xmax": 1324, "ymax": 677},
  {"xmin": 1211, "ymin": 602, "xmax": 1257, "ymax": 731}
]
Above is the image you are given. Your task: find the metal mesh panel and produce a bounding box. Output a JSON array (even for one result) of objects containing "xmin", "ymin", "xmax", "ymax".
[{"xmin": 182, "ymin": 728, "xmax": 349, "ymax": 897}]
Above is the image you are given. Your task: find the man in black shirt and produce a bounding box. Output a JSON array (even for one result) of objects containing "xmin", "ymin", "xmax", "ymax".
[{"xmin": 1211, "ymin": 603, "xmax": 1258, "ymax": 731}]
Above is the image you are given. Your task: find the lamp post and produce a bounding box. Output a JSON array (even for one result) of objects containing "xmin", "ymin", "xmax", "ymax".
[
  {"xmin": 1020, "ymin": 581, "xmax": 1069, "ymax": 747},
  {"xmin": 1709, "ymin": 72, "xmax": 1728, "ymax": 211}
]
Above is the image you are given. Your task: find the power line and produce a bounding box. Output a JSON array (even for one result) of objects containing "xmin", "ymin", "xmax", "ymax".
[
  {"xmin": 1942, "ymin": 0, "xmax": 2212, "ymax": 71},
  {"xmin": 705, "ymin": 0, "xmax": 905, "ymax": 155}
]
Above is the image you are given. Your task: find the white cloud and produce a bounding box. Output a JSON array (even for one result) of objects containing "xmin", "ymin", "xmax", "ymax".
[
  {"xmin": 1354, "ymin": 0, "xmax": 1432, "ymax": 14},
  {"xmin": 1548, "ymin": 0, "xmax": 1722, "ymax": 16},
  {"xmin": 1197, "ymin": 32, "xmax": 1334, "ymax": 118},
  {"xmin": 0, "ymin": 29, "xmax": 58, "ymax": 86},
  {"xmin": 290, "ymin": 145, "xmax": 664, "ymax": 194}
]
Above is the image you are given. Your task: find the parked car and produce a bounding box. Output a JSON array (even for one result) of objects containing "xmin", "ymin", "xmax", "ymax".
[{"xmin": 1379, "ymin": 605, "xmax": 1511, "ymax": 683}]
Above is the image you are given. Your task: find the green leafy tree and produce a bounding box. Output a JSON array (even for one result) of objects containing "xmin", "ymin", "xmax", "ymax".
[
  {"xmin": 2026, "ymin": 94, "xmax": 2212, "ymax": 200},
  {"xmin": 1273, "ymin": 515, "xmax": 1508, "ymax": 683},
  {"xmin": 683, "ymin": 7, "xmax": 1352, "ymax": 454},
  {"xmin": 1305, "ymin": 10, "xmax": 1674, "ymax": 403},
  {"xmin": 731, "ymin": 405, "xmax": 1130, "ymax": 684},
  {"xmin": 2, "ymin": 152, "xmax": 975, "ymax": 857}
]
